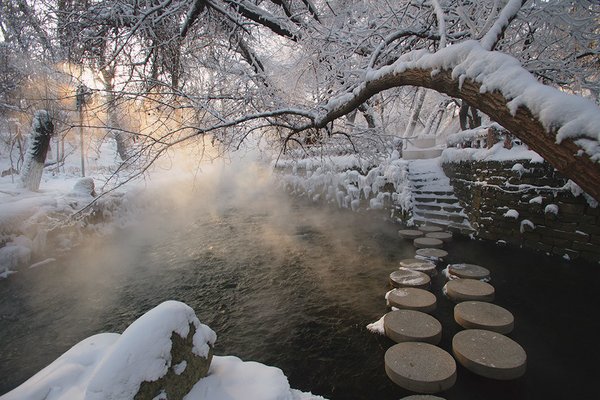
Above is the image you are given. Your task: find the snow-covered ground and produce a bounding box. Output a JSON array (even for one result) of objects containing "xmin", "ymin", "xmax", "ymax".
[{"xmin": 1, "ymin": 301, "xmax": 325, "ymax": 400}]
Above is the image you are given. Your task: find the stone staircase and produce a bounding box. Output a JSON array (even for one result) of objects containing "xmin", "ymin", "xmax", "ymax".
[{"xmin": 408, "ymin": 159, "xmax": 474, "ymax": 235}]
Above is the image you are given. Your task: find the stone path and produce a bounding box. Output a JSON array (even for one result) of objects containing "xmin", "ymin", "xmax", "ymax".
[{"xmin": 379, "ymin": 224, "xmax": 527, "ymax": 394}]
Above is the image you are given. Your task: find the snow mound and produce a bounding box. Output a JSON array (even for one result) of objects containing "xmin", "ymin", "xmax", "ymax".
[{"xmin": 185, "ymin": 356, "xmax": 326, "ymax": 400}]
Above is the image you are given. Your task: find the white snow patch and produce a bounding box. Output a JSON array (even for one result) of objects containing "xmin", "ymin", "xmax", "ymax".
[
  {"xmin": 544, "ymin": 204, "xmax": 559, "ymax": 215},
  {"xmin": 504, "ymin": 209, "xmax": 519, "ymax": 219},
  {"xmin": 173, "ymin": 360, "xmax": 187, "ymax": 376},
  {"xmin": 529, "ymin": 196, "xmax": 543, "ymax": 204},
  {"xmin": 366, "ymin": 315, "xmax": 386, "ymax": 335},
  {"xmin": 185, "ymin": 356, "xmax": 326, "ymax": 400},
  {"xmin": 520, "ymin": 219, "xmax": 535, "ymax": 233}
]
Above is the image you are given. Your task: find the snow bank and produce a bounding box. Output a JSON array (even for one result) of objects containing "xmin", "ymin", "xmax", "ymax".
[
  {"xmin": 2, "ymin": 301, "xmax": 325, "ymax": 400},
  {"xmin": 185, "ymin": 356, "xmax": 326, "ymax": 400}
]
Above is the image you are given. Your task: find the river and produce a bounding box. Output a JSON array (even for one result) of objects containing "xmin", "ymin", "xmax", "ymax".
[{"xmin": 1, "ymin": 180, "xmax": 599, "ymax": 399}]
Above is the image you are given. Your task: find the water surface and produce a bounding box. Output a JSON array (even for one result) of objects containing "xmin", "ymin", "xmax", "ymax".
[{"xmin": 1, "ymin": 191, "xmax": 598, "ymax": 399}]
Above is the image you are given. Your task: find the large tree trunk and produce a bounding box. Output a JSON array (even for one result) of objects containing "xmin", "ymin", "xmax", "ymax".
[
  {"xmin": 20, "ymin": 110, "xmax": 54, "ymax": 191},
  {"xmin": 313, "ymin": 68, "xmax": 600, "ymax": 202}
]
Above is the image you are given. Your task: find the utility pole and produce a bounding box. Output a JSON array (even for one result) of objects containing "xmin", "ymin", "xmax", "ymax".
[{"xmin": 76, "ymin": 85, "xmax": 88, "ymax": 177}]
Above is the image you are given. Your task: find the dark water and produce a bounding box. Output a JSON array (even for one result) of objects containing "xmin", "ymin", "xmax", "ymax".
[{"xmin": 1, "ymin": 194, "xmax": 599, "ymax": 399}]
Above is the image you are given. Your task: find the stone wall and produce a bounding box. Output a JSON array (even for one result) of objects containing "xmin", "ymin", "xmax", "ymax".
[{"xmin": 442, "ymin": 159, "xmax": 600, "ymax": 263}]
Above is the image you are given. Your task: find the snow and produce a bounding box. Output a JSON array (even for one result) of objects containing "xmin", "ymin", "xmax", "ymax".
[
  {"xmin": 529, "ymin": 196, "xmax": 543, "ymax": 204},
  {"xmin": 520, "ymin": 219, "xmax": 535, "ymax": 233},
  {"xmin": 185, "ymin": 356, "xmax": 326, "ymax": 400},
  {"xmin": 504, "ymin": 209, "xmax": 519, "ymax": 219},
  {"xmin": 351, "ymin": 40, "xmax": 600, "ymax": 161},
  {"xmin": 441, "ymin": 143, "xmax": 544, "ymax": 164},
  {"xmin": 3, "ymin": 301, "xmax": 324, "ymax": 400},
  {"xmin": 366, "ymin": 315, "xmax": 386, "ymax": 335},
  {"xmin": 276, "ymin": 151, "xmax": 411, "ymax": 214},
  {"xmin": 544, "ymin": 204, "xmax": 559, "ymax": 215},
  {"xmin": 173, "ymin": 361, "xmax": 187, "ymax": 376},
  {"xmin": 85, "ymin": 301, "xmax": 216, "ymax": 400}
]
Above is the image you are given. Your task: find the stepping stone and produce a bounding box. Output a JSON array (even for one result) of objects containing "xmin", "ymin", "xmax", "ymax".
[
  {"xmin": 416, "ymin": 248, "xmax": 448, "ymax": 260},
  {"xmin": 390, "ymin": 269, "xmax": 431, "ymax": 289},
  {"xmin": 418, "ymin": 225, "xmax": 444, "ymax": 233},
  {"xmin": 414, "ymin": 237, "xmax": 444, "ymax": 249},
  {"xmin": 385, "ymin": 342, "xmax": 456, "ymax": 393},
  {"xmin": 448, "ymin": 263, "xmax": 490, "ymax": 280},
  {"xmin": 444, "ymin": 279, "xmax": 495, "ymax": 302},
  {"xmin": 384, "ymin": 310, "xmax": 442, "ymax": 344},
  {"xmin": 452, "ymin": 329, "xmax": 526, "ymax": 380},
  {"xmin": 399, "ymin": 258, "xmax": 437, "ymax": 276},
  {"xmin": 399, "ymin": 229, "xmax": 425, "ymax": 239},
  {"xmin": 401, "ymin": 396, "xmax": 446, "ymax": 400},
  {"xmin": 387, "ymin": 287, "xmax": 437, "ymax": 313},
  {"xmin": 454, "ymin": 301, "xmax": 514, "ymax": 334},
  {"xmin": 425, "ymin": 231, "xmax": 453, "ymax": 242}
]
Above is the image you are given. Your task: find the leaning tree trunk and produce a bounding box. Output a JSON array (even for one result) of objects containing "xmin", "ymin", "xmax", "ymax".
[
  {"xmin": 20, "ymin": 110, "xmax": 54, "ymax": 191},
  {"xmin": 313, "ymin": 68, "xmax": 600, "ymax": 202}
]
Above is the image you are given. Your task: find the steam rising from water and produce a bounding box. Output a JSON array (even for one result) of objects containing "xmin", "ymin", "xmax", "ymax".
[{"xmin": 1, "ymin": 145, "xmax": 400, "ymax": 396}]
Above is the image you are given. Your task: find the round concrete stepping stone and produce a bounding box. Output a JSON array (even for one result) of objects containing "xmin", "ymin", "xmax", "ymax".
[
  {"xmin": 452, "ymin": 329, "xmax": 526, "ymax": 380},
  {"xmin": 399, "ymin": 258, "xmax": 437, "ymax": 276},
  {"xmin": 388, "ymin": 287, "xmax": 437, "ymax": 313},
  {"xmin": 385, "ymin": 342, "xmax": 456, "ymax": 393},
  {"xmin": 444, "ymin": 279, "xmax": 495, "ymax": 302},
  {"xmin": 425, "ymin": 231, "xmax": 453, "ymax": 242},
  {"xmin": 384, "ymin": 310, "xmax": 442, "ymax": 344},
  {"xmin": 399, "ymin": 229, "xmax": 425, "ymax": 239},
  {"xmin": 416, "ymin": 248, "xmax": 448, "ymax": 260},
  {"xmin": 414, "ymin": 237, "xmax": 444, "ymax": 249},
  {"xmin": 418, "ymin": 225, "xmax": 444, "ymax": 233},
  {"xmin": 454, "ymin": 301, "xmax": 514, "ymax": 334},
  {"xmin": 401, "ymin": 396, "xmax": 446, "ymax": 400},
  {"xmin": 448, "ymin": 263, "xmax": 490, "ymax": 280},
  {"xmin": 390, "ymin": 269, "xmax": 431, "ymax": 289}
]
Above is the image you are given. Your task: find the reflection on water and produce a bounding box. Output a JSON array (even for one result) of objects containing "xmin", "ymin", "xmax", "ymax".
[{"xmin": 1, "ymin": 190, "xmax": 599, "ymax": 399}]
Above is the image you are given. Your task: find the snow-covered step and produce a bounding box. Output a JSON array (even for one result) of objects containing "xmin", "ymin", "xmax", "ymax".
[
  {"xmin": 414, "ymin": 196, "xmax": 459, "ymax": 204},
  {"xmin": 407, "ymin": 158, "xmax": 473, "ymax": 234}
]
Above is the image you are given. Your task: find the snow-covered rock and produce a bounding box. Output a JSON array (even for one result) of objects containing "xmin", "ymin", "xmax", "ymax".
[{"xmin": 2, "ymin": 301, "xmax": 325, "ymax": 400}]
